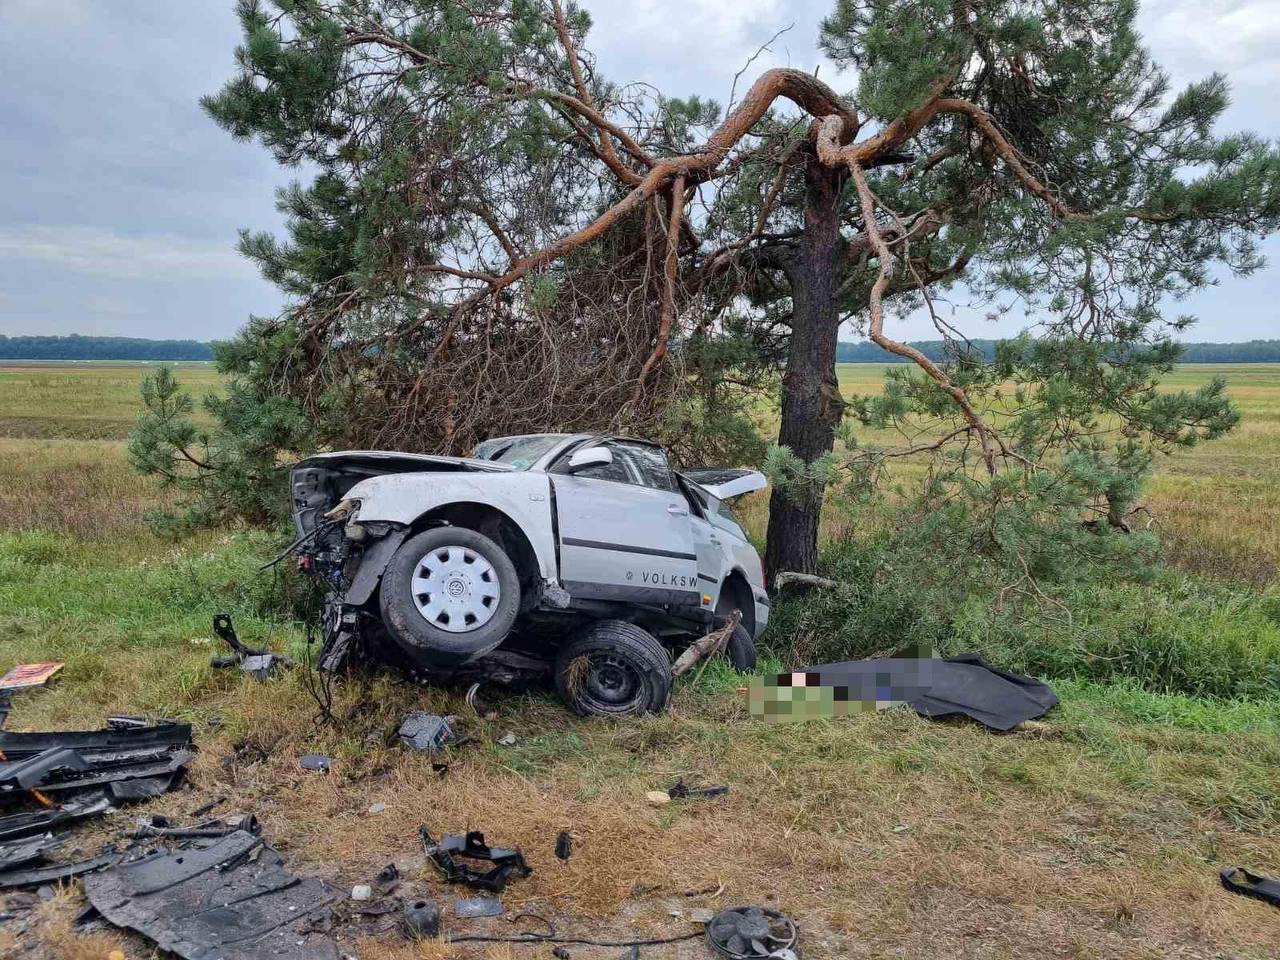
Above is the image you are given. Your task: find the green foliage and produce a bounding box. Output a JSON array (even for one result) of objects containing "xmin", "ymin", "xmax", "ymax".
[
  {"xmin": 766, "ymin": 531, "xmax": 1280, "ymax": 700},
  {"xmin": 128, "ymin": 361, "xmax": 312, "ymax": 532}
]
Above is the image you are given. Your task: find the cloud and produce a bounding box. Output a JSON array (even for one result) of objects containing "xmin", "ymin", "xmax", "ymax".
[{"xmin": 0, "ymin": 225, "xmax": 253, "ymax": 282}]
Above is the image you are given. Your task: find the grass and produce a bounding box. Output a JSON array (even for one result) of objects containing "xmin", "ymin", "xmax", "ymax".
[{"xmin": 2, "ymin": 361, "xmax": 1280, "ymax": 958}]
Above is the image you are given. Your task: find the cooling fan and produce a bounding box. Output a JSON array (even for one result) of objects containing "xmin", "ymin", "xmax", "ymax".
[{"xmin": 706, "ymin": 906, "xmax": 800, "ymax": 959}]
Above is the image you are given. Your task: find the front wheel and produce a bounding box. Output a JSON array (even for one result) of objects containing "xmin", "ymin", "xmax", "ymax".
[
  {"xmin": 379, "ymin": 526, "xmax": 521, "ymax": 668},
  {"xmin": 554, "ymin": 620, "xmax": 672, "ymax": 716}
]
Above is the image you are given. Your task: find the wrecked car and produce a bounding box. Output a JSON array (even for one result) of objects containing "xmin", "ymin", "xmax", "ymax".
[{"xmin": 290, "ymin": 434, "xmax": 769, "ymax": 714}]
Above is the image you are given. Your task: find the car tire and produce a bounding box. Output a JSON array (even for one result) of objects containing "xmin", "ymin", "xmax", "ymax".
[
  {"xmin": 554, "ymin": 620, "xmax": 672, "ymax": 716},
  {"xmin": 379, "ymin": 526, "xmax": 521, "ymax": 668},
  {"xmin": 725, "ymin": 621, "xmax": 757, "ymax": 672}
]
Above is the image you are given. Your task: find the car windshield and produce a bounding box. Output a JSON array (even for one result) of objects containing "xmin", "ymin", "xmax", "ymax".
[{"xmin": 472, "ymin": 434, "xmax": 567, "ymax": 470}]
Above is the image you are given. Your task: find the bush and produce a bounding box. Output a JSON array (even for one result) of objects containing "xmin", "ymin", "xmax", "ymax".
[{"xmin": 764, "ymin": 535, "xmax": 1280, "ymax": 700}]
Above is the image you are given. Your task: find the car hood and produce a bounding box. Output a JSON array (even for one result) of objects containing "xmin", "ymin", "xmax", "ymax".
[{"xmin": 291, "ymin": 450, "xmax": 514, "ymax": 474}]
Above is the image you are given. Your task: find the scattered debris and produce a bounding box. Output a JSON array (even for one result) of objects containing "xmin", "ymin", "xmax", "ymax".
[
  {"xmin": 300, "ymin": 753, "xmax": 332, "ymax": 772},
  {"xmin": 368, "ymin": 802, "xmax": 387, "ymax": 815},
  {"xmin": 398, "ymin": 712, "xmax": 457, "ymax": 753},
  {"xmin": 1221, "ymin": 867, "xmax": 1280, "ymax": 908},
  {"xmin": 210, "ymin": 613, "xmax": 290, "ymax": 680},
  {"xmin": 403, "ymin": 898, "xmax": 441, "ymax": 936},
  {"xmin": 0, "ymin": 662, "xmax": 64, "ymax": 693},
  {"xmin": 690, "ymin": 907, "xmax": 716, "ymax": 924},
  {"xmin": 555, "ymin": 830, "xmax": 573, "ymax": 861},
  {"xmin": 422, "ymin": 827, "xmax": 532, "ymax": 893},
  {"xmin": 749, "ymin": 653, "xmax": 1058, "ymax": 731},
  {"xmin": 83, "ymin": 829, "xmax": 341, "ymax": 960},
  {"xmin": 373, "ymin": 862, "xmax": 400, "ymax": 895},
  {"xmin": 496, "ymin": 732, "xmax": 518, "ymax": 747},
  {"xmin": 668, "ymin": 779, "xmax": 729, "ymax": 800},
  {"xmin": 552, "ymin": 948, "xmax": 571, "ymax": 959},
  {"xmin": 0, "ymin": 848, "xmax": 123, "ymax": 890},
  {"xmin": 453, "ymin": 895, "xmax": 504, "ymax": 918},
  {"xmin": 706, "ymin": 906, "xmax": 800, "ymax": 959},
  {"xmin": 351, "ymin": 884, "xmax": 373, "ymax": 901},
  {"xmin": 645, "ymin": 791, "xmax": 672, "ymax": 806}
]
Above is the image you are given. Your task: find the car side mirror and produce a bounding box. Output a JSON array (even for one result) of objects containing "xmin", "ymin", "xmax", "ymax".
[{"xmin": 566, "ymin": 446, "xmax": 613, "ymax": 473}]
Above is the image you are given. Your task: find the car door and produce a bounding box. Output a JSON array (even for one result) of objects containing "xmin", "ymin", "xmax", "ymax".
[{"xmin": 550, "ymin": 440, "xmax": 701, "ymax": 607}]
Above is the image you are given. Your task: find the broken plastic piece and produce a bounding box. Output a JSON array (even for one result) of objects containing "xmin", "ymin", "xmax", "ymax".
[
  {"xmin": 373, "ymin": 862, "xmax": 400, "ymax": 895},
  {"xmin": 1221, "ymin": 867, "xmax": 1280, "ymax": 908},
  {"xmin": 0, "ymin": 848, "xmax": 122, "ymax": 890},
  {"xmin": 706, "ymin": 906, "xmax": 799, "ymax": 960},
  {"xmin": 398, "ymin": 713, "xmax": 456, "ymax": 753},
  {"xmin": 421, "ymin": 827, "xmax": 532, "ymax": 893},
  {"xmin": 300, "ymin": 754, "xmax": 332, "ymax": 772},
  {"xmin": 555, "ymin": 830, "xmax": 572, "ymax": 861},
  {"xmin": 83, "ymin": 829, "xmax": 340, "ymax": 960},
  {"xmin": 452, "ymin": 895, "xmax": 503, "ymax": 918},
  {"xmin": 668, "ymin": 779, "xmax": 729, "ymax": 800},
  {"xmin": 403, "ymin": 899, "xmax": 441, "ymax": 936}
]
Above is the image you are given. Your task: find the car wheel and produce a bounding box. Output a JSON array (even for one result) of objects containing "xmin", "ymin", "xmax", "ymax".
[
  {"xmin": 554, "ymin": 620, "xmax": 672, "ymax": 716},
  {"xmin": 379, "ymin": 526, "xmax": 520, "ymax": 668},
  {"xmin": 716, "ymin": 585, "xmax": 757, "ymax": 672},
  {"xmin": 725, "ymin": 621, "xmax": 757, "ymax": 672}
]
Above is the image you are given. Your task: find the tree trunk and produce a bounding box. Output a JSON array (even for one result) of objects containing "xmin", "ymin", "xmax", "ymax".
[{"xmin": 763, "ymin": 155, "xmax": 846, "ymax": 584}]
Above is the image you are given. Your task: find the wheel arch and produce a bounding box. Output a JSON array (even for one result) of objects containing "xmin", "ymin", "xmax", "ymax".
[
  {"xmin": 717, "ymin": 568, "xmax": 757, "ymax": 639},
  {"xmin": 411, "ymin": 501, "xmax": 543, "ymax": 589}
]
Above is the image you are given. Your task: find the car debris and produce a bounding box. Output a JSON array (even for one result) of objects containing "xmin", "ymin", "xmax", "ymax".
[
  {"xmin": 373, "ymin": 861, "xmax": 400, "ymax": 894},
  {"xmin": 452, "ymin": 895, "xmax": 504, "ymax": 918},
  {"xmin": 496, "ymin": 731, "xmax": 518, "ymax": 747},
  {"xmin": 554, "ymin": 830, "xmax": 572, "ymax": 861},
  {"xmin": 403, "ymin": 898, "xmax": 442, "ymax": 936},
  {"xmin": 706, "ymin": 906, "xmax": 800, "ymax": 959},
  {"xmin": 1221, "ymin": 867, "xmax": 1280, "ymax": 908},
  {"xmin": 351, "ymin": 884, "xmax": 373, "ymax": 901},
  {"xmin": 0, "ymin": 663, "xmax": 64, "ymax": 694},
  {"xmin": 289, "ymin": 436, "xmax": 768, "ymax": 717},
  {"xmin": 0, "ymin": 847, "xmax": 123, "ymax": 890},
  {"xmin": 398, "ymin": 712, "xmax": 456, "ymax": 753},
  {"xmin": 748, "ymin": 653, "xmax": 1058, "ymax": 731},
  {"xmin": 668, "ymin": 779, "xmax": 729, "ymax": 800},
  {"xmin": 210, "ymin": 613, "xmax": 291, "ymax": 680},
  {"xmin": 300, "ymin": 753, "xmax": 332, "ymax": 772},
  {"xmin": 83, "ymin": 828, "xmax": 341, "ymax": 960},
  {"xmin": 421, "ymin": 827, "xmax": 532, "ymax": 893}
]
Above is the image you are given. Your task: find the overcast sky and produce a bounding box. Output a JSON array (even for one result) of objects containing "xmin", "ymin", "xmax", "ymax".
[{"xmin": 1, "ymin": 0, "xmax": 1277, "ymax": 343}]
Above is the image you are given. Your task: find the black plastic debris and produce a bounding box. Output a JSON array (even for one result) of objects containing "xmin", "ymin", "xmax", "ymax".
[
  {"xmin": 555, "ymin": 830, "xmax": 573, "ymax": 861},
  {"xmin": 0, "ymin": 795, "xmax": 112, "ymax": 843},
  {"xmin": 0, "ymin": 833, "xmax": 59, "ymax": 872},
  {"xmin": 453, "ymin": 895, "xmax": 503, "ymax": 918},
  {"xmin": 0, "ymin": 847, "xmax": 122, "ymax": 890},
  {"xmin": 421, "ymin": 827, "xmax": 532, "ymax": 893},
  {"xmin": 1221, "ymin": 867, "xmax": 1280, "ymax": 908},
  {"xmin": 211, "ymin": 613, "xmax": 290, "ymax": 680},
  {"xmin": 398, "ymin": 712, "xmax": 456, "ymax": 753},
  {"xmin": 403, "ymin": 898, "xmax": 441, "ymax": 936},
  {"xmin": 668, "ymin": 779, "xmax": 729, "ymax": 800},
  {"xmin": 706, "ymin": 906, "xmax": 800, "ymax": 959},
  {"xmin": 83, "ymin": 829, "xmax": 341, "ymax": 960},
  {"xmin": 373, "ymin": 862, "xmax": 400, "ymax": 895}
]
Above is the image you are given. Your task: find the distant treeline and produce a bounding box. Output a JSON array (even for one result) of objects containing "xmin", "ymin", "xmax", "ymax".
[
  {"xmin": 836, "ymin": 339, "xmax": 1280, "ymax": 363},
  {"xmin": 1, "ymin": 333, "xmax": 1277, "ymax": 363},
  {"xmin": 0, "ymin": 335, "xmax": 214, "ymax": 361}
]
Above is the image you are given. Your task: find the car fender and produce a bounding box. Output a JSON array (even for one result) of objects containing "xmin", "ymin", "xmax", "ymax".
[{"xmin": 345, "ymin": 472, "xmax": 558, "ymax": 580}]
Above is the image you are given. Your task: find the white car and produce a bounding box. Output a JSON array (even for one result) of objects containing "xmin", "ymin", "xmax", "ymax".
[{"xmin": 290, "ymin": 434, "xmax": 770, "ymax": 715}]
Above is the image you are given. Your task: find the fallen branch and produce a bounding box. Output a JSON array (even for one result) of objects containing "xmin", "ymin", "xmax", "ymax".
[
  {"xmin": 672, "ymin": 611, "xmax": 740, "ymax": 677},
  {"xmin": 772, "ymin": 571, "xmax": 839, "ymax": 591}
]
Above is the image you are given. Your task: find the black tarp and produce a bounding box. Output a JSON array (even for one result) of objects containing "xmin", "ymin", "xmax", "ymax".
[{"xmin": 795, "ymin": 654, "xmax": 1058, "ymax": 731}]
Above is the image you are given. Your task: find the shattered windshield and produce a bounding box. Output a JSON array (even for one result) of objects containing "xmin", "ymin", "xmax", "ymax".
[{"xmin": 472, "ymin": 434, "xmax": 567, "ymax": 470}]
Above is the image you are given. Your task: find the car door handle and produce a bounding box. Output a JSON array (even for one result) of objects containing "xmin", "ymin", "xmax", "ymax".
[{"xmin": 667, "ymin": 504, "xmax": 689, "ymax": 516}]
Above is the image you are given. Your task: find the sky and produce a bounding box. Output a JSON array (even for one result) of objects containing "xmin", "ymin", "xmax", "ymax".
[{"xmin": 0, "ymin": 0, "xmax": 1277, "ymax": 344}]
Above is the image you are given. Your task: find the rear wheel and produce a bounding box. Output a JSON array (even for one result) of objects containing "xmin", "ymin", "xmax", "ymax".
[
  {"xmin": 716, "ymin": 583, "xmax": 757, "ymax": 671},
  {"xmin": 379, "ymin": 526, "xmax": 520, "ymax": 668},
  {"xmin": 554, "ymin": 620, "xmax": 671, "ymax": 716}
]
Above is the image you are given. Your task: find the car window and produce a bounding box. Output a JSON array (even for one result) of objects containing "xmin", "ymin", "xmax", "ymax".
[
  {"xmin": 568, "ymin": 446, "xmax": 633, "ymax": 483},
  {"xmin": 472, "ymin": 434, "xmax": 565, "ymax": 470},
  {"xmin": 692, "ymin": 487, "xmax": 748, "ymax": 541},
  {"xmin": 613, "ymin": 442, "xmax": 676, "ymax": 491}
]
